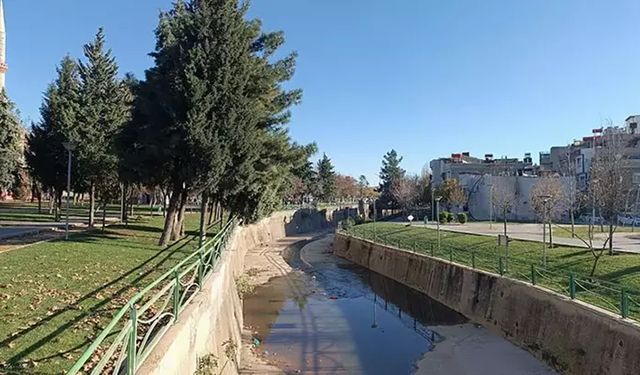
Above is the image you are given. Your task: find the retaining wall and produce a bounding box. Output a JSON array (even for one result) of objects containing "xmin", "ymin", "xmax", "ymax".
[
  {"xmin": 334, "ymin": 233, "xmax": 640, "ymax": 375},
  {"xmin": 138, "ymin": 209, "xmax": 340, "ymax": 375}
]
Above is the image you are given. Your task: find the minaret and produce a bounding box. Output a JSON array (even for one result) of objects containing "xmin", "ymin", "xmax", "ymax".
[{"xmin": 0, "ymin": 0, "xmax": 7, "ymax": 90}]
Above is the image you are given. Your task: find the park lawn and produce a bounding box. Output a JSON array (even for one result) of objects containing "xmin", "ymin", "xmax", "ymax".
[
  {"xmin": 0, "ymin": 214, "xmax": 219, "ymax": 374},
  {"xmin": 553, "ymin": 224, "xmax": 636, "ymax": 239},
  {"xmin": 350, "ymin": 223, "xmax": 640, "ymax": 317}
]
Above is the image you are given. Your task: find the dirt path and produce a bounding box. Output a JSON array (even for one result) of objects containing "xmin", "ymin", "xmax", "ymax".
[{"xmin": 239, "ymin": 232, "xmax": 326, "ymax": 374}]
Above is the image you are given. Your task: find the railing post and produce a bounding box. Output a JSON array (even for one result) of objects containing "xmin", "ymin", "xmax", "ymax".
[
  {"xmin": 198, "ymin": 251, "xmax": 204, "ymax": 286},
  {"xmin": 128, "ymin": 305, "xmax": 138, "ymax": 375},
  {"xmin": 498, "ymin": 257, "xmax": 504, "ymax": 276},
  {"xmin": 531, "ymin": 264, "xmax": 536, "ymax": 285},
  {"xmin": 569, "ymin": 273, "xmax": 576, "ymax": 299},
  {"xmin": 173, "ymin": 270, "xmax": 180, "ymax": 321},
  {"xmin": 471, "ymin": 252, "xmax": 476, "ymax": 269},
  {"xmin": 621, "ymin": 289, "xmax": 629, "ymax": 318},
  {"xmin": 211, "ymin": 242, "xmax": 218, "ymax": 267}
]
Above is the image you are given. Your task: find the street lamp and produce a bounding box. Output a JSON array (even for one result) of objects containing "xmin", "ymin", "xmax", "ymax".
[
  {"xmin": 538, "ymin": 194, "xmax": 552, "ymax": 266},
  {"xmin": 63, "ymin": 142, "xmax": 76, "ymax": 241},
  {"xmin": 436, "ymin": 196, "xmax": 442, "ymax": 253}
]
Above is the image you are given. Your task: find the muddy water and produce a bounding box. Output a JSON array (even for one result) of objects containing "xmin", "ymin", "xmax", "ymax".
[{"xmin": 243, "ymin": 236, "xmax": 555, "ymax": 375}]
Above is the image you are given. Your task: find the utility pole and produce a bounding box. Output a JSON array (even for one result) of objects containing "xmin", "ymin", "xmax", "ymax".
[{"xmin": 63, "ymin": 142, "xmax": 76, "ymax": 241}]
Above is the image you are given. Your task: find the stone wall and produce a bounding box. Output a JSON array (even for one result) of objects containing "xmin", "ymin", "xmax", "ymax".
[
  {"xmin": 334, "ymin": 233, "xmax": 640, "ymax": 375},
  {"xmin": 138, "ymin": 209, "xmax": 339, "ymax": 375}
]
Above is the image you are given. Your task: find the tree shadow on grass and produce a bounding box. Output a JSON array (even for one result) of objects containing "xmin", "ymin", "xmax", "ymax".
[
  {"xmin": 0, "ymin": 231, "xmax": 201, "ymax": 368},
  {"xmin": 108, "ymin": 224, "xmax": 163, "ymax": 234},
  {"xmin": 555, "ymin": 249, "xmax": 592, "ymax": 259},
  {"xmin": 597, "ymin": 265, "xmax": 640, "ymax": 284}
]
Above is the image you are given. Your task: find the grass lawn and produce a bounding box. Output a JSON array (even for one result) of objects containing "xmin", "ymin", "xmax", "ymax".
[
  {"xmin": 553, "ymin": 224, "xmax": 636, "ymax": 239},
  {"xmin": 349, "ymin": 222, "xmax": 640, "ymax": 320},
  {"xmin": 0, "ymin": 214, "xmax": 221, "ymax": 374}
]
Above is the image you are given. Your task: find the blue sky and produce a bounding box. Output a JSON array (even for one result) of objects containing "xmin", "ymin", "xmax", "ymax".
[{"xmin": 7, "ymin": 1, "xmax": 640, "ymax": 184}]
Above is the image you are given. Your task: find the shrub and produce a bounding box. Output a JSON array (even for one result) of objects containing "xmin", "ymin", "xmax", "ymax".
[
  {"xmin": 446, "ymin": 212, "xmax": 454, "ymax": 223},
  {"xmin": 457, "ymin": 212, "xmax": 468, "ymax": 224},
  {"xmin": 439, "ymin": 211, "xmax": 453, "ymax": 224}
]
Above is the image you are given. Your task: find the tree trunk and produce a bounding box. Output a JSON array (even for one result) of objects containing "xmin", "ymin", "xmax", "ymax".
[
  {"xmin": 590, "ymin": 253, "xmax": 601, "ymax": 277},
  {"xmin": 88, "ymin": 181, "xmax": 95, "ymax": 228},
  {"xmin": 149, "ymin": 191, "xmax": 156, "ymax": 216},
  {"xmin": 159, "ymin": 188, "xmax": 182, "ymax": 246},
  {"xmin": 53, "ymin": 190, "xmax": 60, "ymax": 222},
  {"xmin": 120, "ymin": 183, "xmax": 127, "ymax": 223},
  {"xmin": 548, "ymin": 221, "xmax": 553, "ymax": 248},
  {"xmin": 503, "ymin": 208, "xmax": 508, "ymax": 237},
  {"xmin": 37, "ymin": 190, "xmax": 42, "ymax": 214},
  {"xmin": 56, "ymin": 192, "xmax": 63, "ymax": 222},
  {"xmin": 48, "ymin": 190, "xmax": 54, "ymax": 215},
  {"xmin": 161, "ymin": 189, "xmax": 168, "ymax": 218},
  {"xmin": 199, "ymin": 193, "xmax": 209, "ymax": 248},
  {"xmin": 102, "ymin": 203, "xmax": 107, "ymax": 232},
  {"xmin": 570, "ymin": 210, "xmax": 575, "ymax": 238},
  {"xmin": 207, "ymin": 200, "xmax": 214, "ymax": 225},
  {"xmin": 609, "ymin": 223, "xmax": 614, "ymax": 256},
  {"xmin": 172, "ymin": 192, "xmax": 188, "ymax": 241}
]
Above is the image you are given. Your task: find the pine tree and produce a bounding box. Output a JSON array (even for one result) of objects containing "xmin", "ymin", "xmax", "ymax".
[
  {"xmin": 132, "ymin": 0, "xmax": 306, "ymax": 245},
  {"xmin": 379, "ymin": 149, "xmax": 406, "ymax": 207},
  {"xmin": 0, "ymin": 91, "xmax": 22, "ymax": 192},
  {"xmin": 76, "ymin": 28, "xmax": 131, "ymax": 227},
  {"xmin": 316, "ymin": 154, "xmax": 336, "ymax": 202}
]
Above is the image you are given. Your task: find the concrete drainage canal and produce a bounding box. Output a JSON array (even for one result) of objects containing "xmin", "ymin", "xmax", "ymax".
[{"xmin": 242, "ymin": 235, "xmax": 556, "ymax": 374}]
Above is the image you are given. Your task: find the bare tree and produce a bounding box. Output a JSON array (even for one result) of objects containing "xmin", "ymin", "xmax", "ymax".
[
  {"xmin": 530, "ymin": 176, "xmax": 566, "ymax": 248},
  {"xmin": 391, "ymin": 175, "xmax": 419, "ymax": 213},
  {"xmin": 591, "ymin": 132, "xmax": 633, "ymax": 256},
  {"xmin": 491, "ymin": 178, "xmax": 518, "ymax": 237},
  {"xmin": 437, "ymin": 179, "xmax": 467, "ymax": 211},
  {"xmin": 557, "ymin": 147, "xmax": 584, "ymax": 237},
  {"xmin": 553, "ymin": 132, "xmax": 633, "ymax": 276}
]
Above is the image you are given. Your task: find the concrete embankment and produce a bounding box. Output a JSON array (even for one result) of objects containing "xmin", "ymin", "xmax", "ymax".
[
  {"xmin": 333, "ymin": 233, "xmax": 640, "ymax": 375},
  {"xmin": 137, "ymin": 208, "xmax": 342, "ymax": 375}
]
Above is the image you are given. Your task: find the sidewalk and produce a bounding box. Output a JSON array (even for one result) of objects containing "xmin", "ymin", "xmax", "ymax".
[{"xmin": 394, "ymin": 221, "xmax": 640, "ymax": 254}]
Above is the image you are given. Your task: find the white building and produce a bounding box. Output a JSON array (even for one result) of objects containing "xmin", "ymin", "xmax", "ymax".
[{"xmin": 458, "ymin": 174, "xmax": 573, "ymax": 222}]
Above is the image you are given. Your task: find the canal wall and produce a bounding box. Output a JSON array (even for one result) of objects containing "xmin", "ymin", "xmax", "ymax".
[
  {"xmin": 333, "ymin": 233, "xmax": 640, "ymax": 375},
  {"xmin": 138, "ymin": 208, "xmax": 344, "ymax": 375}
]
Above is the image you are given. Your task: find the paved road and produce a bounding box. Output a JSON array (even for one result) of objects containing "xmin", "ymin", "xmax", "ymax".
[
  {"xmin": 392, "ymin": 221, "xmax": 640, "ymax": 254},
  {"xmin": 0, "ymin": 227, "xmax": 43, "ymax": 241},
  {"xmin": 0, "ymin": 217, "xmax": 120, "ymax": 241}
]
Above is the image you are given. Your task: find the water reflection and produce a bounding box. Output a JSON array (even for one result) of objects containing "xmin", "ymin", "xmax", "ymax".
[
  {"xmin": 243, "ymin": 250, "xmax": 466, "ymax": 374},
  {"xmin": 243, "ymin": 236, "xmax": 554, "ymax": 375}
]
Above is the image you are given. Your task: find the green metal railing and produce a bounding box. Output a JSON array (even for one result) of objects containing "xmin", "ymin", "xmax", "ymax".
[
  {"xmin": 66, "ymin": 218, "xmax": 237, "ymax": 375},
  {"xmin": 342, "ymin": 226, "xmax": 640, "ymax": 322}
]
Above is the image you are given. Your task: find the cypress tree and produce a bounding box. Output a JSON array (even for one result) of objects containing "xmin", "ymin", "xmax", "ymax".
[
  {"xmin": 76, "ymin": 28, "xmax": 131, "ymax": 227},
  {"xmin": 127, "ymin": 0, "xmax": 308, "ymax": 245},
  {"xmin": 0, "ymin": 91, "xmax": 22, "ymax": 193},
  {"xmin": 316, "ymin": 154, "xmax": 336, "ymax": 202},
  {"xmin": 27, "ymin": 57, "xmax": 81, "ymax": 220},
  {"xmin": 379, "ymin": 149, "xmax": 406, "ymax": 208}
]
